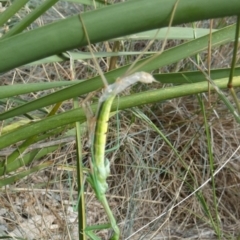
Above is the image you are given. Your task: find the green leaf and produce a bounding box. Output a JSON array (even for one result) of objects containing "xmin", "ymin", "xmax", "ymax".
[
  {"xmin": 2, "ymin": 0, "xmax": 60, "ymax": 39},
  {"xmin": 0, "ymin": 161, "xmax": 52, "ymax": 187},
  {"xmin": 0, "ymin": 81, "xmax": 79, "ymax": 99},
  {"xmin": 0, "ymin": 146, "xmax": 58, "ymax": 175},
  {"xmin": 0, "ymin": 0, "xmax": 29, "ymax": 27},
  {"xmin": 1, "ymin": 76, "xmax": 240, "ymax": 149},
  {"xmin": 120, "ymin": 27, "xmax": 217, "ymax": 41},
  {"xmin": 1, "ymin": 0, "xmax": 240, "ymax": 72}
]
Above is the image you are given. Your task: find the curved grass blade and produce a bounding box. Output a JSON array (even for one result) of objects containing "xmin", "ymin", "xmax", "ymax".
[
  {"xmin": 0, "ymin": 0, "xmax": 29, "ymax": 27},
  {"xmin": 1, "ymin": 76, "xmax": 240, "ymax": 150},
  {"xmin": 0, "ymin": 81, "xmax": 78, "ymax": 99},
  {"xmin": 0, "ymin": 161, "xmax": 52, "ymax": 187},
  {"xmin": 2, "ymin": 0, "xmax": 59, "ymax": 39}
]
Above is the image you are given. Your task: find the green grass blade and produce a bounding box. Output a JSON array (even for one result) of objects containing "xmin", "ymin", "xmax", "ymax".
[
  {"xmin": 120, "ymin": 27, "xmax": 217, "ymax": 41},
  {"xmin": 0, "ymin": 127, "xmax": 66, "ymax": 168},
  {"xmin": 1, "ymin": 76, "xmax": 240, "ymax": 149},
  {"xmin": 63, "ymin": 0, "xmax": 107, "ymax": 7},
  {"xmin": 0, "ymin": 161, "xmax": 52, "ymax": 187},
  {"xmin": 85, "ymin": 231, "xmax": 102, "ymax": 240},
  {"xmin": 2, "ymin": 0, "xmax": 60, "ymax": 39},
  {"xmin": 85, "ymin": 223, "xmax": 111, "ymax": 231},
  {"xmin": 228, "ymin": 16, "xmax": 240, "ymax": 113},
  {"xmin": 0, "ymin": 0, "xmax": 240, "ymax": 72},
  {"xmin": 198, "ymin": 94, "xmax": 220, "ymax": 237},
  {"xmin": 0, "ymin": 81, "xmax": 79, "ymax": 99},
  {"xmin": 155, "ymin": 67, "xmax": 240, "ymax": 84},
  {"xmin": 29, "ymin": 51, "xmax": 157, "ymax": 65},
  {"xmin": 0, "ymin": 236, "xmax": 26, "ymax": 239},
  {"xmin": 0, "ymin": 0, "xmax": 29, "ymax": 26},
  {"xmin": 74, "ymin": 97, "xmax": 87, "ymax": 240},
  {"xmin": 0, "ymin": 146, "xmax": 58, "ymax": 175}
]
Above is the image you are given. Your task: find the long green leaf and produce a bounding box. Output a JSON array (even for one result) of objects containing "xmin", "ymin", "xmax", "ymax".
[
  {"xmin": 0, "ymin": 161, "xmax": 52, "ymax": 187},
  {"xmin": 155, "ymin": 67, "xmax": 240, "ymax": 84},
  {"xmin": 1, "ymin": 67, "xmax": 240, "ymax": 101},
  {"xmin": 0, "ymin": 146, "xmax": 58, "ymax": 175},
  {"xmin": 62, "ymin": 0, "xmax": 108, "ymax": 7},
  {"xmin": 0, "ymin": 81, "xmax": 79, "ymax": 99},
  {"xmin": 120, "ymin": 27, "xmax": 217, "ymax": 41},
  {"xmin": 0, "ymin": 0, "xmax": 240, "ymax": 72},
  {"xmin": 28, "ymin": 51, "xmax": 157, "ymax": 66},
  {"xmin": 0, "ymin": 0, "xmax": 29, "ymax": 27},
  {"xmin": 1, "ymin": 76, "xmax": 240, "ymax": 149},
  {"xmin": 2, "ymin": 0, "xmax": 60, "ymax": 39}
]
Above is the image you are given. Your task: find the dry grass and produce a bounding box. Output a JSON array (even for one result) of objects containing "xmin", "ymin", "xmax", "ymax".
[
  {"xmin": 1, "ymin": 1, "xmax": 240, "ymax": 240},
  {"xmin": 2, "ymin": 92, "xmax": 240, "ymax": 239}
]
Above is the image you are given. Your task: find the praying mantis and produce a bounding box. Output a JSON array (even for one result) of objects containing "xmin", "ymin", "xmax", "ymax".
[
  {"xmin": 77, "ymin": 6, "xmax": 166, "ymax": 239},
  {"xmin": 86, "ymin": 72, "xmax": 156, "ymax": 239}
]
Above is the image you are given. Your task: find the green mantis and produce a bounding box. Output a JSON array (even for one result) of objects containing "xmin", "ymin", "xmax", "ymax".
[{"xmin": 87, "ymin": 72, "xmax": 156, "ymax": 240}]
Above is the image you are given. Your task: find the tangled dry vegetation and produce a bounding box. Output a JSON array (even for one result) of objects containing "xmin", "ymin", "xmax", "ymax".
[{"xmin": 0, "ymin": 1, "xmax": 240, "ymax": 240}]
